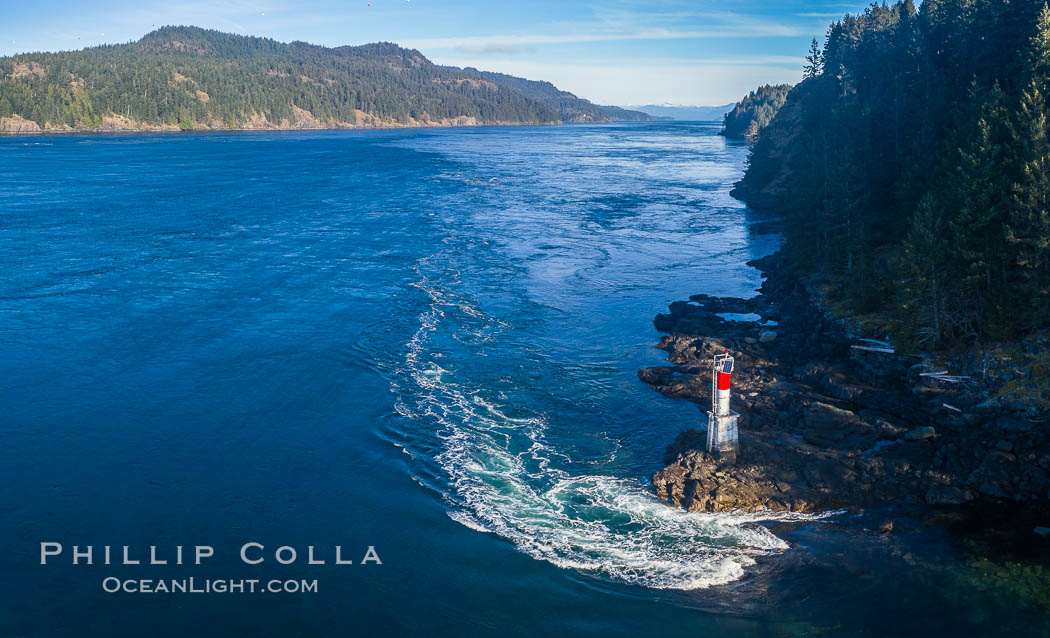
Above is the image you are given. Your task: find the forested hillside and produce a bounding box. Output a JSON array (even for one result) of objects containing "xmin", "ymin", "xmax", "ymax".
[
  {"xmin": 735, "ymin": 0, "xmax": 1050, "ymax": 348},
  {"xmin": 594, "ymin": 104, "xmax": 652, "ymax": 122},
  {"xmin": 455, "ymin": 67, "xmax": 650, "ymax": 122},
  {"xmin": 720, "ymin": 83, "xmax": 792, "ymax": 140},
  {"xmin": 0, "ymin": 26, "xmax": 563, "ymax": 131}
]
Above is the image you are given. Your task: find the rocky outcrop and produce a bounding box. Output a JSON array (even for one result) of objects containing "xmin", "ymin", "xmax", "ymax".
[
  {"xmin": 644, "ymin": 251, "xmax": 1050, "ymax": 513},
  {"xmin": 0, "ymin": 110, "xmax": 542, "ymax": 135},
  {"xmin": 727, "ymin": 84, "xmax": 807, "ymax": 208},
  {"xmin": 0, "ymin": 114, "xmax": 41, "ymax": 133}
]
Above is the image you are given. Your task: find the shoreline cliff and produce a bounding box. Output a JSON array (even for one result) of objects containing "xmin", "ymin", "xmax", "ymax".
[
  {"xmin": 0, "ymin": 112, "xmax": 560, "ymax": 136},
  {"xmin": 0, "ymin": 109, "xmax": 649, "ymax": 136}
]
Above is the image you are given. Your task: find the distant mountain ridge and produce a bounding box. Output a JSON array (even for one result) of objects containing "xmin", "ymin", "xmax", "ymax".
[
  {"xmin": 0, "ymin": 26, "xmax": 642, "ymax": 133},
  {"xmin": 628, "ymin": 104, "xmax": 736, "ymax": 121},
  {"xmin": 453, "ymin": 67, "xmax": 651, "ymax": 122}
]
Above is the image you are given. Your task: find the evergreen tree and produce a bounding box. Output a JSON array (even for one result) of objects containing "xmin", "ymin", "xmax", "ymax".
[
  {"xmin": 897, "ymin": 193, "xmax": 948, "ymax": 346},
  {"xmin": 1006, "ymin": 3, "xmax": 1050, "ymax": 331},
  {"xmin": 945, "ymin": 82, "xmax": 1012, "ymax": 338},
  {"xmin": 803, "ymin": 38, "xmax": 825, "ymax": 80},
  {"xmin": 736, "ymin": 0, "xmax": 1050, "ymax": 346}
]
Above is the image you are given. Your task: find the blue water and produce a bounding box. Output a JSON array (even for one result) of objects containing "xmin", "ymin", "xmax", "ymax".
[{"xmin": 1, "ymin": 123, "xmax": 1045, "ymax": 637}]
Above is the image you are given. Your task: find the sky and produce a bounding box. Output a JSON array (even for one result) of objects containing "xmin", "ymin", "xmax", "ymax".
[{"xmin": 0, "ymin": 1, "xmax": 873, "ymax": 106}]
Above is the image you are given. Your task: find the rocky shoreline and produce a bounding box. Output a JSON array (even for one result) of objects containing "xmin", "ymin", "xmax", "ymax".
[
  {"xmin": 642, "ymin": 250, "xmax": 1050, "ymax": 515},
  {"xmin": 0, "ymin": 113, "xmax": 556, "ymax": 135}
]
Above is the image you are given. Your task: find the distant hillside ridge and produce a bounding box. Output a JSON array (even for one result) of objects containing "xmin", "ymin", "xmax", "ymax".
[
  {"xmin": 720, "ymin": 84, "xmax": 792, "ymax": 140},
  {"xmin": 629, "ymin": 104, "xmax": 735, "ymax": 121},
  {"xmin": 452, "ymin": 67, "xmax": 650, "ymax": 122},
  {"xmin": 0, "ymin": 26, "xmax": 573, "ymax": 132}
]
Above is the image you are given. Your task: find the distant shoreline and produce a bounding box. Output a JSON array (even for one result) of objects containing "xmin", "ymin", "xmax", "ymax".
[
  {"xmin": 0, "ymin": 120, "xmax": 729, "ymax": 138},
  {"xmin": 0, "ymin": 119, "xmax": 576, "ymax": 137}
]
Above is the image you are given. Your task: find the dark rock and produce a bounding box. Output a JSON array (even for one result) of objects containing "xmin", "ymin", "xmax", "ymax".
[
  {"xmin": 925, "ymin": 486, "xmax": 974, "ymax": 505},
  {"xmin": 979, "ymin": 482, "xmax": 1008, "ymax": 498},
  {"xmin": 904, "ymin": 426, "xmax": 936, "ymax": 441}
]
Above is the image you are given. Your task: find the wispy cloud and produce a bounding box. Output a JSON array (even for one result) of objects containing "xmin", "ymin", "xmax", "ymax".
[
  {"xmin": 399, "ymin": 3, "xmax": 814, "ymax": 54},
  {"xmin": 681, "ymin": 55, "xmax": 802, "ymax": 67},
  {"xmin": 453, "ymin": 43, "xmax": 535, "ymax": 55},
  {"xmin": 400, "ymin": 25, "xmax": 804, "ymax": 51}
]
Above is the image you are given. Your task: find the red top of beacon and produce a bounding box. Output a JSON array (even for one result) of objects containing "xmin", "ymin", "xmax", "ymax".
[{"xmin": 717, "ymin": 354, "xmax": 733, "ymax": 390}]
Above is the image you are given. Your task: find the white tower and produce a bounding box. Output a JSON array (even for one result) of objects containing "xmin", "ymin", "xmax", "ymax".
[{"xmin": 706, "ymin": 352, "xmax": 739, "ymax": 462}]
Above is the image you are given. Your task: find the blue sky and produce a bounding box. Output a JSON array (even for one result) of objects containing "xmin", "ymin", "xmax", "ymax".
[{"xmin": 0, "ymin": 1, "xmax": 871, "ymax": 105}]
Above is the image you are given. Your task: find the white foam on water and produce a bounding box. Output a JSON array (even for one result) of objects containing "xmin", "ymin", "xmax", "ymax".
[
  {"xmin": 717, "ymin": 311, "xmax": 762, "ymax": 323},
  {"xmin": 446, "ymin": 510, "xmax": 494, "ymax": 533},
  {"xmin": 391, "ymin": 265, "xmax": 824, "ymax": 590}
]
